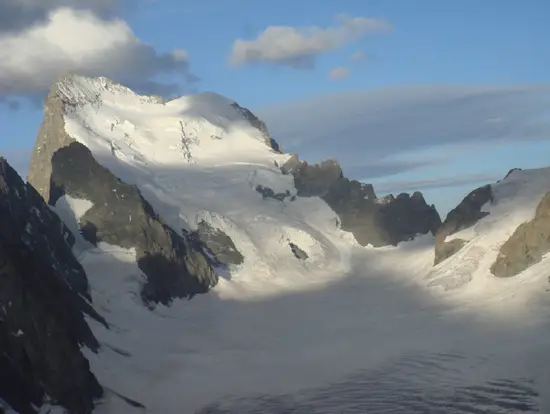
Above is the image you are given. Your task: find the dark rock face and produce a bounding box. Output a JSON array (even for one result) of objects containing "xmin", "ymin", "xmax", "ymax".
[
  {"xmin": 0, "ymin": 157, "xmax": 104, "ymax": 414},
  {"xmin": 491, "ymin": 191, "xmax": 550, "ymax": 277},
  {"xmin": 282, "ymin": 156, "xmax": 441, "ymax": 247},
  {"xmin": 434, "ymin": 184, "xmax": 493, "ymax": 265},
  {"xmin": 230, "ymin": 102, "xmax": 281, "ymax": 153},
  {"xmin": 255, "ymin": 184, "xmax": 293, "ymax": 202},
  {"xmin": 196, "ymin": 220, "xmax": 244, "ymax": 266},
  {"xmin": 502, "ymin": 168, "xmax": 522, "ymax": 181},
  {"xmin": 49, "ymin": 142, "xmax": 218, "ymax": 306},
  {"xmin": 289, "ymin": 242, "xmax": 309, "ymax": 261}
]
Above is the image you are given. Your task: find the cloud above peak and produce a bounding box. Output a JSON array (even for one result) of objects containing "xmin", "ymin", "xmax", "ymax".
[
  {"xmin": 0, "ymin": 2, "xmax": 198, "ymax": 103},
  {"xmin": 229, "ymin": 14, "xmax": 391, "ymax": 69},
  {"xmin": 257, "ymin": 85, "xmax": 550, "ymax": 180},
  {"xmin": 329, "ymin": 67, "xmax": 350, "ymax": 80},
  {"xmin": 0, "ymin": 0, "xmax": 122, "ymax": 34}
]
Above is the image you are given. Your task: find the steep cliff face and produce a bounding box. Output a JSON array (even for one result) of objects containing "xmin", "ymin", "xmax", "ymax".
[
  {"xmin": 434, "ymin": 184, "xmax": 494, "ymax": 265},
  {"xmin": 230, "ymin": 102, "xmax": 281, "ymax": 152},
  {"xmin": 281, "ymin": 154, "xmax": 441, "ymax": 247},
  {"xmin": 27, "ymin": 76, "xmax": 78, "ymax": 200},
  {"xmin": 27, "ymin": 78, "xmax": 219, "ymax": 307},
  {"xmin": 491, "ymin": 190, "xmax": 550, "ymax": 277},
  {"xmin": 0, "ymin": 157, "xmax": 104, "ymax": 414}
]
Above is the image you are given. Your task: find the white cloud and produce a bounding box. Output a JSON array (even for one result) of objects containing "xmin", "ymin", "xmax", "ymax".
[
  {"xmin": 329, "ymin": 67, "xmax": 350, "ymax": 80},
  {"xmin": 0, "ymin": 6, "xmax": 197, "ymax": 100},
  {"xmin": 229, "ymin": 14, "xmax": 391, "ymax": 69},
  {"xmin": 256, "ymin": 85, "xmax": 550, "ymax": 180},
  {"xmin": 350, "ymin": 50, "xmax": 366, "ymax": 61},
  {"xmin": 0, "ymin": 0, "xmax": 121, "ymax": 33}
]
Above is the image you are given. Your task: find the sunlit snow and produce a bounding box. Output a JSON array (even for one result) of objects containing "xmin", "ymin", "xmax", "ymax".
[{"xmin": 48, "ymin": 76, "xmax": 550, "ymax": 413}]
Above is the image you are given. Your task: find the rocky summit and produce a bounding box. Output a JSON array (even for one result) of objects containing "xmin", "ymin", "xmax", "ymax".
[
  {"xmin": 281, "ymin": 154, "xmax": 442, "ymax": 247},
  {"xmin": 434, "ymin": 184, "xmax": 494, "ymax": 265}
]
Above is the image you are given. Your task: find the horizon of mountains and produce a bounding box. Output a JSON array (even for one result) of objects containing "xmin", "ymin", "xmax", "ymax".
[{"xmin": 2, "ymin": 75, "xmax": 550, "ymax": 414}]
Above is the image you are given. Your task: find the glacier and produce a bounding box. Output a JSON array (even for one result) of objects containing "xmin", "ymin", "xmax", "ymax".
[{"xmin": 17, "ymin": 75, "xmax": 550, "ymax": 413}]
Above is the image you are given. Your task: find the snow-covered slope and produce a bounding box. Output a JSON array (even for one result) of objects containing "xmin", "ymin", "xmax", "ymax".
[
  {"xmin": 34, "ymin": 75, "xmax": 358, "ymax": 412},
  {"xmin": 426, "ymin": 167, "xmax": 550, "ymax": 311},
  {"xmin": 28, "ymin": 75, "xmax": 550, "ymax": 413},
  {"xmin": 54, "ymin": 76, "xmax": 353, "ymax": 296}
]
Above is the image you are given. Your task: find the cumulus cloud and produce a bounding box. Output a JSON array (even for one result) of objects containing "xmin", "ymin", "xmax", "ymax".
[
  {"xmin": 0, "ymin": 0, "xmax": 122, "ymax": 33},
  {"xmin": 329, "ymin": 67, "xmax": 350, "ymax": 80},
  {"xmin": 229, "ymin": 14, "xmax": 391, "ymax": 69},
  {"xmin": 0, "ymin": 3, "xmax": 198, "ymax": 101},
  {"xmin": 257, "ymin": 85, "xmax": 550, "ymax": 180}
]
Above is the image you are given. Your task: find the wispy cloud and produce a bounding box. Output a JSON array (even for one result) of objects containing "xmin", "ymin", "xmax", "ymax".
[
  {"xmin": 229, "ymin": 14, "xmax": 391, "ymax": 69},
  {"xmin": 0, "ymin": 1, "xmax": 198, "ymax": 103},
  {"xmin": 257, "ymin": 85, "xmax": 550, "ymax": 180},
  {"xmin": 374, "ymin": 173, "xmax": 503, "ymax": 194},
  {"xmin": 329, "ymin": 67, "xmax": 350, "ymax": 80}
]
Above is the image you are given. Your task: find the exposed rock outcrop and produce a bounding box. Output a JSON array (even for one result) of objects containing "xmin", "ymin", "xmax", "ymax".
[
  {"xmin": 27, "ymin": 76, "xmax": 77, "ymax": 200},
  {"xmin": 196, "ymin": 220, "xmax": 244, "ymax": 266},
  {"xmin": 0, "ymin": 157, "xmax": 104, "ymax": 414},
  {"xmin": 230, "ymin": 102, "xmax": 281, "ymax": 153},
  {"xmin": 434, "ymin": 184, "xmax": 493, "ymax": 265},
  {"xmin": 289, "ymin": 242, "xmax": 309, "ymax": 261},
  {"xmin": 255, "ymin": 184, "xmax": 293, "ymax": 202},
  {"xmin": 49, "ymin": 142, "xmax": 218, "ymax": 306},
  {"xmin": 281, "ymin": 155, "xmax": 441, "ymax": 247},
  {"xmin": 491, "ymin": 191, "xmax": 550, "ymax": 277}
]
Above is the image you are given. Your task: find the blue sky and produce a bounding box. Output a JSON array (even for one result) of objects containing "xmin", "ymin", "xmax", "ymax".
[
  {"xmin": 0, "ymin": 0, "xmax": 549, "ymax": 214},
  {"xmin": 125, "ymin": 0, "xmax": 550, "ymax": 105}
]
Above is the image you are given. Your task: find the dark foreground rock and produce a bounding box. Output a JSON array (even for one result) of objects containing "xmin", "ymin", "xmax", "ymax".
[
  {"xmin": 434, "ymin": 184, "xmax": 493, "ymax": 265},
  {"xmin": 281, "ymin": 155, "xmax": 441, "ymax": 247},
  {"xmin": 0, "ymin": 157, "xmax": 104, "ymax": 414},
  {"xmin": 49, "ymin": 142, "xmax": 218, "ymax": 306},
  {"xmin": 491, "ymin": 191, "xmax": 550, "ymax": 277}
]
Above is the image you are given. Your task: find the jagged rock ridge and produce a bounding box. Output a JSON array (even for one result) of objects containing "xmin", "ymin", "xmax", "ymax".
[
  {"xmin": 0, "ymin": 157, "xmax": 104, "ymax": 414},
  {"xmin": 231, "ymin": 102, "xmax": 281, "ymax": 152},
  {"xmin": 434, "ymin": 184, "xmax": 493, "ymax": 265},
  {"xmin": 281, "ymin": 154, "xmax": 441, "ymax": 247}
]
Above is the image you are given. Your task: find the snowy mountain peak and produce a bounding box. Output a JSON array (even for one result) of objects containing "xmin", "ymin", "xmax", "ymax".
[
  {"xmin": 49, "ymin": 75, "xmax": 278, "ymax": 160},
  {"xmin": 4, "ymin": 74, "xmax": 550, "ymax": 413}
]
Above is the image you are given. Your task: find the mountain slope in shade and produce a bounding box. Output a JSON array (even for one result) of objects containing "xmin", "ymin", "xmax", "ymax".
[
  {"xmin": 0, "ymin": 157, "xmax": 105, "ymax": 414},
  {"xmin": 12, "ymin": 75, "xmax": 550, "ymax": 413}
]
